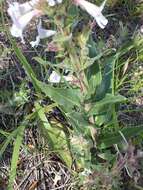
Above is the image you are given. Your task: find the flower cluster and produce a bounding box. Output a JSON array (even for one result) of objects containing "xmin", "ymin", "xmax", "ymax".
[
  {"xmin": 8, "ymin": 0, "xmax": 108, "ymax": 47},
  {"xmin": 7, "ymin": 0, "xmax": 62, "ymax": 46}
]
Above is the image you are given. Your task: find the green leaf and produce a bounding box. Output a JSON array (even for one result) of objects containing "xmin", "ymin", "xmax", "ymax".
[
  {"xmin": 98, "ymin": 125, "xmax": 143, "ymax": 149},
  {"xmin": 0, "ymin": 129, "xmax": 18, "ymax": 159},
  {"xmin": 67, "ymin": 112, "xmax": 89, "ymax": 128},
  {"xmin": 95, "ymin": 56, "xmax": 116, "ymax": 101},
  {"xmin": 68, "ymin": 4, "xmax": 79, "ymax": 17},
  {"xmin": 35, "ymin": 102, "xmax": 59, "ymax": 147},
  {"xmin": 0, "ymin": 129, "xmax": 9, "ymax": 137},
  {"xmin": 35, "ymin": 103, "xmax": 72, "ymax": 167},
  {"xmin": 12, "ymin": 41, "xmax": 36, "ymax": 79},
  {"xmin": 88, "ymin": 94, "xmax": 126, "ymax": 116},
  {"xmin": 86, "ymin": 62, "xmax": 102, "ymax": 97},
  {"xmin": 88, "ymin": 36, "xmax": 98, "ymax": 58},
  {"xmin": 67, "ymin": 111, "xmax": 91, "ymax": 137},
  {"xmin": 32, "ymin": 76, "xmax": 80, "ymax": 111},
  {"xmin": 94, "ymin": 106, "xmax": 113, "ymax": 126},
  {"xmin": 8, "ymin": 126, "xmax": 25, "ymax": 190}
]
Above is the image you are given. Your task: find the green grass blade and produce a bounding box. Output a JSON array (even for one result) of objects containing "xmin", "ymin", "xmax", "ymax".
[
  {"xmin": 0, "ymin": 129, "xmax": 18, "ymax": 159},
  {"xmin": 8, "ymin": 125, "xmax": 25, "ymax": 190},
  {"xmin": 10, "ymin": 40, "xmax": 39, "ymax": 92},
  {"xmin": 0, "ymin": 129, "xmax": 10, "ymax": 137},
  {"xmin": 12, "ymin": 41, "xmax": 36, "ymax": 78}
]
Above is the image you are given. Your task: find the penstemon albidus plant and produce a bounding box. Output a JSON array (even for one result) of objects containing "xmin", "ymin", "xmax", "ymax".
[{"xmin": 8, "ymin": 0, "xmax": 127, "ymax": 181}]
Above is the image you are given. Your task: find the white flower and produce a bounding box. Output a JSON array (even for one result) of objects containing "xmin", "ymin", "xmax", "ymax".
[
  {"xmin": 56, "ymin": 0, "xmax": 63, "ymax": 4},
  {"xmin": 47, "ymin": 0, "xmax": 63, "ymax": 6},
  {"xmin": 49, "ymin": 71, "xmax": 61, "ymax": 83},
  {"xmin": 8, "ymin": 0, "xmax": 61, "ymax": 44},
  {"xmin": 8, "ymin": 1, "xmax": 41, "ymax": 43},
  {"xmin": 30, "ymin": 20, "xmax": 56, "ymax": 47},
  {"xmin": 48, "ymin": 71, "xmax": 73, "ymax": 83},
  {"xmin": 75, "ymin": 0, "xmax": 108, "ymax": 29},
  {"xmin": 141, "ymin": 25, "xmax": 143, "ymax": 34}
]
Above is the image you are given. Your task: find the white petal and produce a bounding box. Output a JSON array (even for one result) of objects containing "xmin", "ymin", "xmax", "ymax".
[
  {"xmin": 10, "ymin": 24, "xmax": 22, "ymax": 37},
  {"xmin": 95, "ymin": 14, "xmax": 108, "ymax": 29},
  {"xmin": 49, "ymin": 71, "xmax": 61, "ymax": 83},
  {"xmin": 18, "ymin": 2, "xmax": 34, "ymax": 13},
  {"xmin": 38, "ymin": 27, "xmax": 56, "ymax": 39},
  {"xmin": 30, "ymin": 20, "xmax": 56, "ymax": 47},
  {"xmin": 99, "ymin": 0, "xmax": 107, "ymax": 11},
  {"xmin": 64, "ymin": 75, "xmax": 73, "ymax": 82},
  {"xmin": 76, "ymin": 0, "xmax": 108, "ymax": 29},
  {"xmin": 30, "ymin": 0, "xmax": 40, "ymax": 6},
  {"xmin": 10, "ymin": 24, "xmax": 25, "ymax": 43},
  {"xmin": 48, "ymin": 71, "xmax": 73, "ymax": 83},
  {"xmin": 77, "ymin": 0, "xmax": 99, "ymax": 13},
  {"xmin": 37, "ymin": 20, "xmax": 56, "ymax": 39},
  {"xmin": 8, "ymin": 2, "xmax": 33, "ymax": 19},
  {"xmin": 8, "ymin": 3, "xmax": 21, "ymax": 26},
  {"xmin": 30, "ymin": 36, "xmax": 40, "ymax": 47},
  {"xmin": 141, "ymin": 25, "xmax": 143, "ymax": 34},
  {"xmin": 47, "ymin": 0, "xmax": 56, "ymax": 6},
  {"xmin": 18, "ymin": 10, "xmax": 41, "ymax": 30},
  {"xmin": 56, "ymin": 0, "xmax": 63, "ymax": 4}
]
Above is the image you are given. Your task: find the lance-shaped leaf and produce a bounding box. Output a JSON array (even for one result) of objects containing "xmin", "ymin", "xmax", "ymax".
[
  {"xmin": 88, "ymin": 94, "xmax": 126, "ymax": 116},
  {"xmin": 98, "ymin": 125, "xmax": 143, "ymax": 149},
  {"xmin": 32, "ymin": 76, "xmax": 81, "ymax": 111},
  {"xmin": 35, "ymin": 103, "xmax": 72, "ymax": 167}
]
